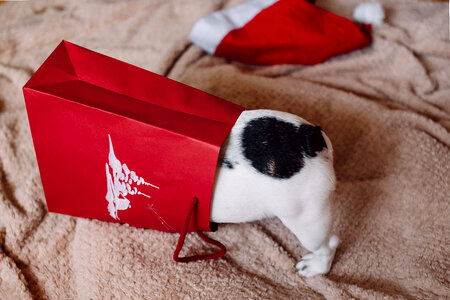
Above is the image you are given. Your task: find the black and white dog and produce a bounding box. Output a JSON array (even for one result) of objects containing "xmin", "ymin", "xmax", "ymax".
[{"xmin": 211, "ymin": 110, "xmax": 338, "ymax": 277}]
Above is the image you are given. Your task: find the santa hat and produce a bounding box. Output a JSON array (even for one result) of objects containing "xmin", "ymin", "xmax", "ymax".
[{"xmin": 189, "ymin": 0, "xmax": 385, "ymax": 65}]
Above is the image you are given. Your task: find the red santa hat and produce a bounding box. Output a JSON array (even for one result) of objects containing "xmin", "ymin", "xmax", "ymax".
[{"xmin": 189, "ymin": 0, "xmax": 384, "ymax": 65}]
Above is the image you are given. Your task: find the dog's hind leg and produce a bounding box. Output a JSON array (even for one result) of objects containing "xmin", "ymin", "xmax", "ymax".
[{"xmin": 279, "ymin": 202, "xmax": 338, "ymax": 277}]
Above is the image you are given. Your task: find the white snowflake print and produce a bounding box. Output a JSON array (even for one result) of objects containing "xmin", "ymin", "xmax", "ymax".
[{"xmin": 105, "ymin": 134, "xmax": 159, "ymax": 220}]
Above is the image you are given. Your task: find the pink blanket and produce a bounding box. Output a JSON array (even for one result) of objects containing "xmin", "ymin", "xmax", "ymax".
[{"xmin": 0, "ymin": 0, "xmax": 448, "ymax": 299}]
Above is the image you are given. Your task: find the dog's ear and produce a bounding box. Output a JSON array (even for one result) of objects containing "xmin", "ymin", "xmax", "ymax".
[{"xmin": 297, "ymin": 125, "xmax": 327, "ymax": 157}]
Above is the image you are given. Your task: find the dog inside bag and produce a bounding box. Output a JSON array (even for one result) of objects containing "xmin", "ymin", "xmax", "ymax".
[
  {"xmin": 23, "ymin": 41, "xmax": 337, "ymax": 277},
  {"xmin": 212, "ymin": 109, "xmax": 338, "ymax": 277}
]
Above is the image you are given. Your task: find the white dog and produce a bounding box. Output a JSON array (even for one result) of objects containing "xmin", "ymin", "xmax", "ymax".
[{"xmin": 210, "ymin": 110, "xmax": 338, "ymax": 277}]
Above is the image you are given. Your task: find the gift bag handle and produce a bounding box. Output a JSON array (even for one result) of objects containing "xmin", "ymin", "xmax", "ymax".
[{"xmin": 173, "ymin": 197, "xmax": 227, "ymax": 263}]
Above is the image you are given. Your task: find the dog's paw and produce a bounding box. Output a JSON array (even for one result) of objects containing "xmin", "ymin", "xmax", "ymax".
[
  {"xmin": 296, "ymin": 253, "xmax": 331, "ymax": 277},
  {"xmin": 296, "ymin": 235, "xmax": 338, "ymax": 277}
]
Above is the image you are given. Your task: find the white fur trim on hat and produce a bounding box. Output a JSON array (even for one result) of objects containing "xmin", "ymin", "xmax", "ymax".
[
  {"xmin": 353, "ymin": 2, "xmax": 385, "ymax": 26},
  {"xmin": 189, "ymin": 0, "xmax": 278, "ymax": 54}
]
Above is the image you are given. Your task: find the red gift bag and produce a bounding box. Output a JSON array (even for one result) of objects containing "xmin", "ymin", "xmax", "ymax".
[{"xmin": 23, "ymin": 41, "xmax": 244, "ymax": 262}]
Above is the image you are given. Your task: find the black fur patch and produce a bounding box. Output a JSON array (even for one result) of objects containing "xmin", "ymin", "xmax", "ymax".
[
  {"xmin": 241, "ymin": 117, "xmax": 327, "ymax": 179},
  {"xmin": 298, "ymin": 124, "xmax": 328, "ymax": 157},
  {"xmin": 222, "ymin": 158, "xmax": 235, "ymax": 169}
]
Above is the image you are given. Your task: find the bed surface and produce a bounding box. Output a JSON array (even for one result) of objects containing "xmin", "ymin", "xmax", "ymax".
[{"xmin": 0, "ymin": 0, "xmax": 448, "ymax": 299}]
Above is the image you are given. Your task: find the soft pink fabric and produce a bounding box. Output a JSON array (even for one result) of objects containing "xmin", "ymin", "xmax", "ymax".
[{"xmin": 0, "ymin": 0, "xmax": 448, "ymax": 299}]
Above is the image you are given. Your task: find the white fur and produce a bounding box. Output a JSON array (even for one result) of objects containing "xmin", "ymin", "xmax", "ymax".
[
  {"xmin": 353, "ymin": 2, "xmax": 385, "ymax": 26},
  {"xmin": 189, "ymin": 0, "xmax": 278, "ymax": 54},
  {"xmin": 210, "ymin": 110, "xmax": 338, "ymax": 277}
]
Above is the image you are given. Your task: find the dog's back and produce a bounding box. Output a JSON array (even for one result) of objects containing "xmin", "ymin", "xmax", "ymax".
[{"xmin": 211, "ymin": 109, "xmax": 335, "ymax": 223}]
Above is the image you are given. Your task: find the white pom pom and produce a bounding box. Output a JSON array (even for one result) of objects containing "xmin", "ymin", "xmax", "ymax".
[{"xmin": 353, "ymin": 2, "xmax": 385, "ymax": 26}]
